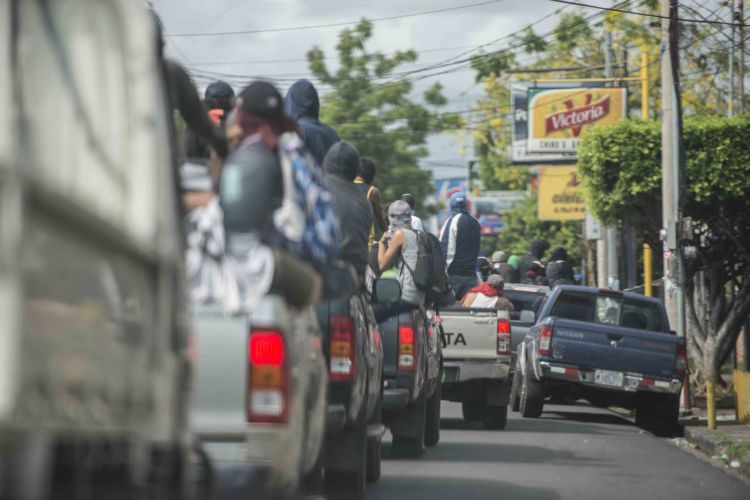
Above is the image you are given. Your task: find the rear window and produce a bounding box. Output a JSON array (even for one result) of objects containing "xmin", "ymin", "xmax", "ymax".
[
  {"xmin": 504, "ymin": 290, "xmax": 545, "ymax": 320},
  {"xmin": 549, "ymin": 292, "xmax": 666, "ymax": 332}
]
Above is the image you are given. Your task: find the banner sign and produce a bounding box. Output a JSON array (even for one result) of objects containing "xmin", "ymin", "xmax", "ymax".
[
  {"xmin": 537, "ymin": 165, "xmax": 585, "ymax": 221},
  {"xmin": 527, "ymin": 87, "xmax": 626, "ymax": 153},
  {"xmin": 511, "ymin": 82, "xmax": 616, "ymax": 164}
]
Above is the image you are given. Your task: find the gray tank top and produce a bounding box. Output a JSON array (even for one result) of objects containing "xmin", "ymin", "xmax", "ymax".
[{"xmin": 397, "ymin": 229, "xmax": 426, "ymax": 306}]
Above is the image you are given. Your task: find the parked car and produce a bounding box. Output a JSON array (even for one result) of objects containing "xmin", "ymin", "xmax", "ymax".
[
  {"xmin": 314, "ymin": 271, "xmax": 384, "ymax": 499},
  {"xmin": 512, "ymin": 285, "xmax": 686, "ymax": 436},
  {"xmin": 189, "ymin": 265, "xmax": 349, "ymax": 500},
  {"xmin": 0, "ymin": 2, "xmax": 192, "ymax": 497},
  {"xmin": 439, "ymin": 305, "xmax": 512, "ymax": 429},
  {"xmin": 377, "ymin": 280, "xmax": 443, "ymax": 457}
]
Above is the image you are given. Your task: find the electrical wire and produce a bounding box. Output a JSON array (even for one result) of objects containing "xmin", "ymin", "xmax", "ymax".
[{"xmin": 165, "ymin": 0, "xmax": 506, "ymax": 38}]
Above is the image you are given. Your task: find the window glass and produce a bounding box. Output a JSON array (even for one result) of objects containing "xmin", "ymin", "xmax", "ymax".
[{"xmin": 551, "ymin": 291, "xmax": 666, "ymax": 332}]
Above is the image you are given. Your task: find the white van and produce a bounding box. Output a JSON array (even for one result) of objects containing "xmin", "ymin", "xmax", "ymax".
[{"xmin": 0, "ymin": 2, "xmax": 191, "ymax": 498}]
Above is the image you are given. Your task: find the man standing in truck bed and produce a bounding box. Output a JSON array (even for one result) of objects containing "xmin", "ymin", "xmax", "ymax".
[{"xmin": 439, "ymin": 192, "xmax": 480, "ymax": 301}]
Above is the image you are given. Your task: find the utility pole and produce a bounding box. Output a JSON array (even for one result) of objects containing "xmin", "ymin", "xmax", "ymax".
[
  {"xmin": 661, "ymin": 0, "xmax": 690, "ymax": 412},
  {"xmin": 604, "ymin": 30, "xmax": 620, "ymax": 290},
  {"xmin": 739, "ymin": 1, "xmax": 745, "ymax": 114},
  {"xmin": 730, "ymin": 0, "xmax": 736, "ymax": 117}
]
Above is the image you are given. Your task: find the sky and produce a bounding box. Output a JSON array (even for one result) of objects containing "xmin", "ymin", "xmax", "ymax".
[{"xmin": 152, "ymin": 0, "xmax": 613, "ymax": 180}]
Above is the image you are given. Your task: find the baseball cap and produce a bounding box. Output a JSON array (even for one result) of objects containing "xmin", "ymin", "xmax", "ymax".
[
  {"xmin": 205, "ymin": 81, "xmax": 234, "ymax": 102},
  {"xmin": 238, "ymin": 82, "xmax": 284, "ymax": 122}
]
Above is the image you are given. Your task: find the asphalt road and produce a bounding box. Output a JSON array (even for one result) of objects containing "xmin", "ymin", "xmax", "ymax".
[{"xmin": 365, "ymin": 402, "xmax": 750, "ymax": 500}]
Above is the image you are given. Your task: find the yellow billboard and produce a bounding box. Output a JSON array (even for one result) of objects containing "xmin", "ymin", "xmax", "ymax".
[
  {"xmin": 538, "ymin": 165, "xmax": 585, "ymax": 221},
  {"xmin": 527, "ymin": 87, "xmax": 627, "ymax": 153}
]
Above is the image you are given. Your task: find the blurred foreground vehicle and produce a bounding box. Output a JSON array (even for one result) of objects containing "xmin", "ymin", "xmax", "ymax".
[{"xmin": 0, "ymin": 1, "xmax": 191, "ymax": 499}]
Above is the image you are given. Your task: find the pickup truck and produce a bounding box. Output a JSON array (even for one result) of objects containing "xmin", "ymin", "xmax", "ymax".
[
  {"xmin": 439, "ymin": 306, "xmax": 513, "ymax": 429},
  {"xmin": 513, "ymin": 285, "xmax": 686, "ymax": 436},
  {"xmin": 314, "ymin": 288, "xmax": 383, "ymax": 498},
  {"xmin": 1, "ymin": 3, "xmax": 192, "ymax": 497},
  {"xmin": 190, "ymin": 294, "xmax": 329, "ymax": 499},
  {"xmin": 377, "ymin": 281, "xmax": 442, "ymax": 457}
]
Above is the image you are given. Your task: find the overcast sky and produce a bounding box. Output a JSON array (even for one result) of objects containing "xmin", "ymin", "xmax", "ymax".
[{"xmin": 153, "ymin": 0, "xmax": 612, "ymax": 180}]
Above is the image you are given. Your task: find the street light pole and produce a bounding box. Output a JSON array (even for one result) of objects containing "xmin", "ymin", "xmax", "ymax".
[
  {"xmin": 604, "ymin": 30, "xmax": 620, "ymax": 290},
  {"xmin": 730, "ymin": 0, "xmax": 736, "ymax": 117}
]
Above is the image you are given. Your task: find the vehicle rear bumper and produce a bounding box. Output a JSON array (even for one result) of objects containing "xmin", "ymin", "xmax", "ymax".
[
  {"xmin": 443, "ymin": 360, "xmax": 510, "ymax": 384},
  {"xmin": 382, "ymin": 388, "xmax": 410, "ymax": 411},
  {"xmin": 539, "ymin": 361, "xmax": 682, "ymax": 395}
]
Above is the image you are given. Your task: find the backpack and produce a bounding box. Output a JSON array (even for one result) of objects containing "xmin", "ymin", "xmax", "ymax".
[
  {"xmin": 402, "ymin": 230, "xmax": 448, "ymax": 295},
  {"xmin": 274, "ymin": 132, "xmax": 340, "ymax": 267}
]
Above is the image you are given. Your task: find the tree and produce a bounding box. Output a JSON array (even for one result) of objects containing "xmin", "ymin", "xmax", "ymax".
[
  {"xmin": 578, "ymin": 115, "xmax": 750, "ymax": 398},
  {"xmin": 492, "ymin": 195, "xmax": 583, "ymax": 272},
  {"xmin": 306, "ymin": 20, "xmax": 461, "ymax": 214}
]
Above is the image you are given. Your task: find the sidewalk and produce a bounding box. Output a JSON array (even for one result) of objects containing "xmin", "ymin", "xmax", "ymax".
[{"xmin": 679, "ymin": 408, "xmax": 750, "ymax": 481}]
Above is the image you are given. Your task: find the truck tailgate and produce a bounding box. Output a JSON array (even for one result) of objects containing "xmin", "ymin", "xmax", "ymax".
[
  {"xmin": 440, "ymin": 308, "xmax": 499, "ymax": 360},
  {"xmin": 549, "ymin": 319, "xmax": 680, "ymax": 379},
  {"xmin": 190, "ymin": 313, "xmax": 248, "ymax": 436}
]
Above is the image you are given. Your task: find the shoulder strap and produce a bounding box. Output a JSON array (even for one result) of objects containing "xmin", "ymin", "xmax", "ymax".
[{"xmin": 367, "ymin": 186, "xmax": 375, "ymax": 198}]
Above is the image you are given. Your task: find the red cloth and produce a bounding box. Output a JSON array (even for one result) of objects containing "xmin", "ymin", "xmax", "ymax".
[{"xmin": 467, "ymin": 283, "xmax": 500, "ymax": 298}]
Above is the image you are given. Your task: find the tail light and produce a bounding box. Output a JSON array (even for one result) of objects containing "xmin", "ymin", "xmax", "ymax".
[
  {"xmin": 497, "ymin": 317, "xmax": 511, "ymax": 357},
  {"xmin": 539, "ymin": 324, "xmax": 553, "ymax": 357},
  {"xmin": 398, "ymin": 324, "xmax": 416, "ymax": 371},
  {"xmin": 247, "ymin": 329, "xmax": 288, "ymax": 423},
  {"xmin": 675, "ymin": 342, "xmax": 687, "ymax": 379},
  {"xmin": 329, "ymin": 315, "xmax": 356, "ymax": 381}
]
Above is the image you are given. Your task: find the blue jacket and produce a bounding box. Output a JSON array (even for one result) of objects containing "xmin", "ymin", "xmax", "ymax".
[
  {"xmin": 440, "ymin": 210, "xmax": 480, "ymax": 276},
  {"xmin": 285, "ymin": 80, "xmax": 340, "ymax": 166}
]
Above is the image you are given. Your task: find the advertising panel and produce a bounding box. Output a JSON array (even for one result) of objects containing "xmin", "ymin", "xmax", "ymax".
[
  {"xmin": 527, "ymin": 87, "xmax": 627, "ymax": 153},
  {"xmin": 537, "ymin": 165, "xmax": 585, "ymax": 221}
]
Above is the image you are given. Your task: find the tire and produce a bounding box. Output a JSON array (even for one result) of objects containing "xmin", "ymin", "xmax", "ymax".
[
  {"xmin": 482, "ymin": 405, "xmax": 508, "ymax": 430},
  {"xmin": 519, "ymin": 361, "xmax": 545, "ymax": 418},
  {"xmin": 510, "ymin": 364, "xmax": 521, "ymax": 412},
  {"xmin": 324, "ymin": 400, "xmax": 368, "ymax": 499},
  {"xmin": 461, "ymin": 401, "xmax": 483, "ymax": 421},
  {"xmin": 366, "ymin": 436, "xmax": 381, "ymax": 483},
  {"xmin": 635, "ymin": 393, "xmax": 680, "ymax": 438},
  {"xmin": 302, "ymin": 455, "xmax": 324, "ymax": 495},
  {"xmin": 391, "ymin": 392, "xmax": 427, "ymax": 458},
  {"xmin": 424, "ymin": 380, "xmax": 442, "ymax": 447}
]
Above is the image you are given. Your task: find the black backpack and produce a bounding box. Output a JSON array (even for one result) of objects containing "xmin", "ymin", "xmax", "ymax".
[{"xmin": 402, "ymin": 230, "xmax": 448, "ymax": 295}]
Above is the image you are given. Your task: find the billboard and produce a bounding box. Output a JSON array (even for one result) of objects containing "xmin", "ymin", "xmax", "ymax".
[
  {"xmin": 527, "ymin": 87, "xmax": 627, "ymax": 153},
  {"xmin": 537, "ymin": 165, "xmax": 585, "ymax": 221},
  {"xmin": 511, "ymin": 82, "xmax": 624, "ymax": 164}
]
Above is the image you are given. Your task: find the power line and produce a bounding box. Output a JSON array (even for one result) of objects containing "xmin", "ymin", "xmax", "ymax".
[
  {"xmin": 548, "ymin": 0, "xmax": 744, "ymax": 27},
  {"xmin": 165, "ymin": 0, "xmax": 506, "ymax": 38}
]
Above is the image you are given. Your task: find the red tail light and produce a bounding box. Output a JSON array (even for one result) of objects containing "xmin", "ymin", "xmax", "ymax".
[
  {"xmin": 329, "ymin": 315, "xmax": 356, "ymax": 381},
  {"xmin": 247, "ymin": 329, "xmax": 288, "ymax": 424},
  {"xmin": 539, "ymin": 324, "xmax": 553, "ymax": 357},
  {"xmin": 497, "ymin": 318, "xmax": 511, "ymax": 357},
  {"xmin": 398, "ymin": 324, "xmax": 416, "ymax": 371},
  {"xmin": 675, "ymin": 342, "xmax": 687, "ymax": 379}
]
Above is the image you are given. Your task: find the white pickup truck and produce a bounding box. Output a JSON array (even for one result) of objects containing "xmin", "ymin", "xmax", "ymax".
[{"xmin": 439, "ymin": 306, "xmax": 513, "ymax": 429}]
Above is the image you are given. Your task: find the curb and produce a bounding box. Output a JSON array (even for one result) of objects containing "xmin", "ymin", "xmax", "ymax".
[{"xmin": 683, "ymin": 426, "xmax": 722, "ymax": 456}]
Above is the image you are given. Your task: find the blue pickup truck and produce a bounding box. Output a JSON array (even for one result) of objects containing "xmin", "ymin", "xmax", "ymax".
[{"xmin": 511, "ymin": 286, "xmax": 686, "ymax": 436}]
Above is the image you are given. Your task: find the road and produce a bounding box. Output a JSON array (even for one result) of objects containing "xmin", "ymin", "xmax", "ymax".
[{"xmin": 366, "ymin": 402, "xmax": 750, "ymax": 500}]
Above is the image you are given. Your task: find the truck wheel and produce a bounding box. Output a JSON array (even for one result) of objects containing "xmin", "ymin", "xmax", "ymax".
[
  {"xmin": 510, "ymin": 363, "xmax": 521, "ymax": 412},
  {"xmin": 482, "ymin": 405, "xmax": 508, "ymax": 430},
  {"xmin": 461, "ymin": 401, "xmax": 483, "ymax": 421},
  {"xmin": 366, "ymin": 387, "xmax": 383, "ymax": 483},
  {"xmin": 391, "ymin": 392, "xmax": 427, "ymax": 458},
  {"xmin": 325, "ymin": 401, "xmax": 368, "ymax": 499},
  {"xmin": 519, "ymin": 362, "xmax": 545, "ymax": 418},
  {"xmin": 425, "ymin": 380, "xmax": 442, "ymax": 447},
  {"xmin": 635, "ymin": 393, "xmax": 680, "ymax": 437}
]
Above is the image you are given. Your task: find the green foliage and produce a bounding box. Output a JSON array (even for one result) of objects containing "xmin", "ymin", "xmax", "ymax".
[
  {"xmin": 489, "ymin": 195, "xmax": 583, "ymax": 271},
  {"xmin": 307, "ymin": 20, "xmax": 460, "ymax": 214}
]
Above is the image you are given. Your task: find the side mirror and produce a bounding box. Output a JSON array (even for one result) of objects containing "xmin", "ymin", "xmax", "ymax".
[
  {"xmin": 322, "ymin": 261, "xmax": 357, "ymax": 299},
  {"xmin": 373, "ymin": 278, "xmax": 401, "ymax": 305},
  {"xmin": 519, "ymin": 310, "xmax": 536, "ymax": 323}
]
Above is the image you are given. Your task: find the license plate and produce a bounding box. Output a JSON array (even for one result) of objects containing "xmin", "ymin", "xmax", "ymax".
[{"xmin": 594, "ymin": 370, "xmax": 623, "ymax": 387}]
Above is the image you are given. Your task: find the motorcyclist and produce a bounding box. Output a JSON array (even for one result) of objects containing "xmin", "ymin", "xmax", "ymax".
[
  {"xmin": 439, "ymin": 192, "xmax": 481, "ymax": 301},
  {"xmin": 322, "ymin": 141, "xmax": 373, "ymax": 277},
  {"xmin": 491, "ymin": 251, "xmax": 518, "ymax": 283},
  {"xmin": 284, "ymin": 79, "xmax": 340, "ymax": 165},
  {"xmin": 546, "ymin": 247, "xmax": 575, "ymax": 287},
  {"xmin": 517, "ymin": 240, "xmax": 549, "ymax": 282},
  {"xmin": 374, "ymin": 200, "xmax": 425, "ymax": 321}
]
